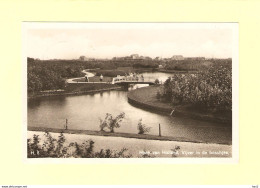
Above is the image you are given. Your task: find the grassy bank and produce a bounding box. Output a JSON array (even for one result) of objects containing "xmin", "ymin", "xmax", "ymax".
[
  {"xmin": 128, "ymin": 85, "xmax": 173, "ymax": 113},
  {"xmin": 156, "ymin": 69, "xmax": 198, "ymax": 74},
  {"xmin": 72, "ymin": 76, "xmax": 113, "ymax": 83},
  {"xmin": 28, "ymin": 83, "xmax": 121, "ymax": 99},
  {"xmin": 65, "ymin": 82, "xmax": 118, "ymax": 92},
  {"xmin": 128, "ymin": 86, "xmax": 232, "ymax": 124}
]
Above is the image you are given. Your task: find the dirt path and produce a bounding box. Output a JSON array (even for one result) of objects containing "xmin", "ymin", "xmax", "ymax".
[
  {"xmin": 27, "ymin": 131, "xmax": 232, "ymax": 158},
  {"xmin": 28, "ymin": 126, "xmax": 231, "ymax": 145}
]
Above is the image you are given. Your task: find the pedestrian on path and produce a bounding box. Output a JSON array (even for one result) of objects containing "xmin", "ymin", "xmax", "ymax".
[{"xmin": 85, "ymin": 75, "xmax": 89, "ymax": 82}]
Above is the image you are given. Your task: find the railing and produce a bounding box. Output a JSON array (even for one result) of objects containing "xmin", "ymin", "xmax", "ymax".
[{"xmin": 112, "ymin": 75, "xmax": 155, "ymax": 84}]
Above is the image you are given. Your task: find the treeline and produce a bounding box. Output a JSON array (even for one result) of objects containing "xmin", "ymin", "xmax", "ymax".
[
  {"xmin": 28, "ymin": 58, "xmax": 84, "ymax": 93},
  {"xmin": 160, "ymin": 60, "xmax": 232, "ymax": 112},
  {"xmin": 133, "ymin": 62, "xmax": 159, "ymax": 69},
  {"xmin": 164, "ymin": 59, "xmax": 231, "ymax": 71},
  {"xmin": 27, "ymin": 58, "xmax": 160, "ymax": 94}
]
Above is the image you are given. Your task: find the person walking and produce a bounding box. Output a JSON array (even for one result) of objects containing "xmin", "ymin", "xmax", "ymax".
[
  {"xmin": 100, "ymin": 74, "xmax": 103, "ymax": 82},
  {"xmin": 85, "ymin": 75, "xmax": 89, "ymax": 82}
]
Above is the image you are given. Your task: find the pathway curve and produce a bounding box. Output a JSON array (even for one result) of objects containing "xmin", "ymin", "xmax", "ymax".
[{"xmin": 66, "ymin": 69, "xmax": 95, "ymax": 83}]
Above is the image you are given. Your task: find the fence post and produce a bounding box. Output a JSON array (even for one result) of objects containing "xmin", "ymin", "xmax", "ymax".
[
  {"xmin": 65, "ymin": 119, "xmax": 68, "ymax": 130},
  {"xmin": 159, "ymin": 124, "xmax": 161, "ymax": 137}
]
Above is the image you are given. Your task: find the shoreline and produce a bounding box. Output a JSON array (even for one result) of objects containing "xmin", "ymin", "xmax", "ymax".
[
  {"xmin": 28, "ymin": 126, "xmax": 231, "ymax": 145},
  {"xmin": 28, "ymin": 69, "xmax": 122, "ymax": 99},
  {"xmin": 156, "ymin": 69, "xmax": 198, "ymax": 74},
  {"xmin": 127, "ymin": 86, "xmax": 232, "ymax": 124},
  {"xmin": 28, "ymin": 86, "xmax": 122, "ymax": 99},
  {"xmin": 28, "ymin": 69, "xmax": 195, "ymax": 100}
]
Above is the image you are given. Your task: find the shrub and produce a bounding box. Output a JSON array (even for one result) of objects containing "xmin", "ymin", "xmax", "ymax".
[
  {"xmin": 171, "ymin": 146, "xmax": 181, "ymax": 157},
  {"xmin": 99, "ymin": 112, "xmax": 125, "ymax": 133},
  {"xmin": 137, "ymin": 119, "xmax": 151, "ymax": 134},
  {"xmin": 99, "ymin": 114, "xmax": 109, "ymax": 131},
  {"xmin": 27, "ymin": 132, "xmax": 132, "ymax": 158}
]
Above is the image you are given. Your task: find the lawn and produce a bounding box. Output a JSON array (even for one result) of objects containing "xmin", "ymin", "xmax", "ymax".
[
  {"xmin": 72, "ymin": 76, "xmax": 113, "ymax": 83},
  {"xmin": 128, "ymin": 85, "xmax": 173, "ymax": 112}
]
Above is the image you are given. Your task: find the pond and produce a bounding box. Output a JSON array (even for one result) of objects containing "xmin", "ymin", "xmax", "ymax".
[{"xmin": 28, "ymin": 72, "xmax": 232, "ymax": 144}]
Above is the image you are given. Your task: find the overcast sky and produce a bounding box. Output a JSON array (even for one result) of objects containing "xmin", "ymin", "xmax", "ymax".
[{"xmin": 26, "ymin": 23, "xmax": 233, "ymax": 60}]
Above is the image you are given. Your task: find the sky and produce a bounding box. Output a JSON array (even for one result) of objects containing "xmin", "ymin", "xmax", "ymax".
[{"xmin": 26, "ymin": 23, "xmax": 234, "ymax": 60}]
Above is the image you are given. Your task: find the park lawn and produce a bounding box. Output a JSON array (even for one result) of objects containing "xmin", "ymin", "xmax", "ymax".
[
  {"xmin": 128, "ymin": 85, "xmax": 173, "ymax": 111},
  {"xmin": 72, "ymin": 76, "xmax": 113, "ymax": 83},
  {"xmin": 128, "ymin": 86, "xmax": 232, "ymax": 124},
  {"xmin": 65, "ymin": 82, "xmax": 120, "ymax": 92},
  {"xmin": 89, "ymin": 76, "xmax": 113, "ymax": 82}
]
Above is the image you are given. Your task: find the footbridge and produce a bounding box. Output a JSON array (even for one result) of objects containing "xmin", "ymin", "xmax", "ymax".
[{"xmin": 112, "ymin": 75, "xmax": 156, "ymax": 86}]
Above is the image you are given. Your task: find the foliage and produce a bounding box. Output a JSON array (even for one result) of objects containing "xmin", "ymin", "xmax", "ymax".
[
  {"xmin": 99, "ymin": 114, "xmax": 110, "ymax": 131},
  {"xmin": 133, "ymin": 62, "xmax": 158, "ymax": 69},
  {"xmin": 164, "ymin": 59, "xmax": 214, "ymax": 71},
  {"xmin": 94, "ymin": 148, "xmax": 131, "ymax": 158},
  {"xmin": 27, "ymin": 58, "xmax": 160, "ymax": 93},
  {"xmin": 139, "ymin": 150, "xmax": 155, "ymax": 158},
  {"xmin": 171, "ymin": 146, "xmax": 181, "ymax": 157},
  {"xmin": 27, "ymin": 132, "xmax": 132, "ymax": 158},
  {"xmin": 27, "ymin": 58, "xmax": 84, "ymax": 93},
  {"xmin": 137, "ymin": 119, "xmax": 151, "ymax": 134},
  {"xmin": 162, "ymin": 61, "xmax": 232, "ymax": 112},
  {"xmin": 99, "ymin": 112, "xmax": 125, "ymax": 133},
  {"xmin": 154, "ymin": 78, "xmax": 160, "ymax": 85}
]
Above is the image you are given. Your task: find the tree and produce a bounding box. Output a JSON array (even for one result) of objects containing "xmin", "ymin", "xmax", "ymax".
[
  {"xmin": 154, "ymin": 78, "xmax": 160, "ymax": 85},
  {"xmin": 162, "ymin": 61, "xmax": 232, "ymax": 112},
  {"xmin": 107, "ymin": 112, "xmax": 125, "ymax": 133},
  {"xmin": 99, "ymin": 113, "xmax": 110, "ymax": 131},
  {"xmin": 98, "ymin": 112, "xmax": 125, "ymax": 133}
]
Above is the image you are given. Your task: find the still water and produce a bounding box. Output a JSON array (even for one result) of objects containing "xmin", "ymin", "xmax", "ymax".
[{"xmin": 28, "ymin": 72, "xmax": 232, "ymax": 144}]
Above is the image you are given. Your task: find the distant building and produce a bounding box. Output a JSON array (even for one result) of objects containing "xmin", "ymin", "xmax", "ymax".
[
  {"xmin": 171, "ymin": 55, "xmax": 184, "ymax": 60},
  {"xmin": 130, "ymin": 54, "xmax": 139, "ymax": 59},
  {"xmin": 79, "ymin": 56, "xmax": 87, "ymax": 61},
  {"xmin": 112, "ymin": 55, "xmax": 153, "ymax": 61}
]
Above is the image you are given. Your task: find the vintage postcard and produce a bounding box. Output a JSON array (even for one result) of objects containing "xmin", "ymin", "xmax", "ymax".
[{"xmin": 23, "ymin": 22, "xmax": 238, "ymax": 162}]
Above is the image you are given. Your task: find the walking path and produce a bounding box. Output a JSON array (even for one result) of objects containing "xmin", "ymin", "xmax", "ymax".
[
  {"xmin": 66, "ymin": 69, "xmax": 95, "ymax": 83},
  {"xmin": 28, "ymin": 126, "xmax": 231, "ymax": 145},
  {"xmin": 28, "ymin": 130, "xmax": 232, "ymax": 158},
  {"xmin": 66, "ymin": 69, "xmax": 155, "ymax": 85}
]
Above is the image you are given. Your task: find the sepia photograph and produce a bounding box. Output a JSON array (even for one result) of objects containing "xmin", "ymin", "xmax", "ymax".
[{"xmin": 23, "ymin": 22, "xmax": 238, "ymax": 160}]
